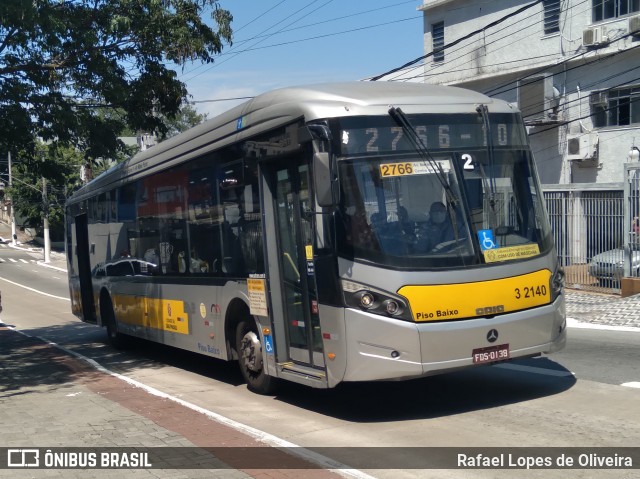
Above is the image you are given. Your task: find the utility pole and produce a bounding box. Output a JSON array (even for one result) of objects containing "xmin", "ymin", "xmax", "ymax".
[
  {"xmin": 42, "ymin": 170, "xmax": 51, "ymax": 263},
  {"xmin": 8, "ymin": 152, "xmax": 17, "ymax": 246}
]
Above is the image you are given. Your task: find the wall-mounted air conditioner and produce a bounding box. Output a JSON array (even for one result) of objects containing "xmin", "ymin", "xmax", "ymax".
[
  {"xmin": 583, "ymin": 26, "xmax": 609, "ymax": 47},
  {"xmin": 567, "ymin": 133, "xmax": 599, "ymax": 161},
  {"xmin": 589, "ymin": 91, "xmax": 608, "ymax": 106},
  {"xmin": 630, "ymin": 14, "xmax": 640, "ymax": 36}
]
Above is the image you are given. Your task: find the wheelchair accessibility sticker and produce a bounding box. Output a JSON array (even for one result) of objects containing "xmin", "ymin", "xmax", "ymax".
[
  {"xmin": 264, "ymin": 335, "xmax": 274, "ymax": 355},
  {"xmin": 477, "ymin": 229, "xmax": 497, "ymax": 251}
]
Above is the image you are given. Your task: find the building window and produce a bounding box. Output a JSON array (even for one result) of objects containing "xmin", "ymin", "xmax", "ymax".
[
  {"xmin": 593, "ymin": 0, "xmax": 640, "ymax": 22},
  {"xmin": 543, "ymin": 0, "xmax": 560, "ymax": 34},
  {"xmin": 591, "ymin": 87, "xmax": 640, "ymax": 127},
  {"xmin": 432, "ymin": 21, "xmax": 444, "ymax": 63}
]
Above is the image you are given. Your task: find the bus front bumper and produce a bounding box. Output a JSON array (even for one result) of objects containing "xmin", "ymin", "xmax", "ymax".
[{"xmin": 341, "ymin": 296, "xmax": 566, "ymax": 382}]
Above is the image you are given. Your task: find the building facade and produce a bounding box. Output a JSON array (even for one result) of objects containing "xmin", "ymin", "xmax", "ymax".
[
  {"xmin": 417, "ymin": 0, "xmax": 640, "ymax": 185},
  {"xmin": 407, "ymin": 0, "xmax": 640, "ymax": 291}
]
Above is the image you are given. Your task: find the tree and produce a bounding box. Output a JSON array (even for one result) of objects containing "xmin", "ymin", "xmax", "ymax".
[
  {"xmin": 165, "ymin": 103, "xmax": 208, "ymax": 138},
  {"xmin": 9, "ymin": 143, "xmax": 84, "ymax": 240},
  {"xmin": 0, "ymin": 0, "xmax": 232, "ymax": 161}
]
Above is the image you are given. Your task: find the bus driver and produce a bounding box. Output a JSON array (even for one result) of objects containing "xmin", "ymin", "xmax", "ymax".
[{"xmin": 417, "ymin": 201, "xmax": 456, "ymax": 252}]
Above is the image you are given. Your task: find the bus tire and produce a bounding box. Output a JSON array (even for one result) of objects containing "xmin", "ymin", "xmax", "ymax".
[
  {"xmin": 102, "ymin": 295, "xmax": 129, "ymax": 350},
  {"xmin": 236, "ymin": 318, "xmax": 277, "ymax": 395}
]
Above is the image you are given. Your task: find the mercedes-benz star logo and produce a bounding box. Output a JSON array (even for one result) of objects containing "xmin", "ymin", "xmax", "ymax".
[{"xmin": 486, "ymin": 329, "xmax": 499, "ymax": 343}]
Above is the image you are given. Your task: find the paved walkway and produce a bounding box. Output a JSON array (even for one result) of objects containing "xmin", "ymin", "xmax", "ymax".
[
  {"xmin": 565, "ymin": 290, "xmax": 640, "ymax": 329},
  {"xmin": 0, "ymin": 223, "xmax": 350, "ymax": 477},
  {"xmin": 0, "ymin": 325, "xmax": 348, "ymax": 478}
]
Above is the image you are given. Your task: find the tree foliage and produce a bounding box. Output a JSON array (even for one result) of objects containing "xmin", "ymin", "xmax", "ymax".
[
  {"xmin": 164, "ymin": 103, "xmax": 208, "ymax": 138},
  {"xmin": 9, "ymin": 143, "xmax": 84, "ymax": 239},
  {"xmin": 0, "ymin": 0, "xmax": 232, "ymax": 160},
  {"xmin": 7, "ymin": 102, "xmax": 205, "ymax": 238}
]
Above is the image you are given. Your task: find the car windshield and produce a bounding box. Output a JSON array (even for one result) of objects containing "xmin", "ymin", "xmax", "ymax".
[{"xmin": 332, "ymin": 113, "xmax": 554, "ymax": 268}]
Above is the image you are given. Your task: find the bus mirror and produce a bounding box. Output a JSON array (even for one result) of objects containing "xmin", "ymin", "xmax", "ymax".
[{"xmin": 314, "ymin": 152, "xmax": 335, "ymax": 208}]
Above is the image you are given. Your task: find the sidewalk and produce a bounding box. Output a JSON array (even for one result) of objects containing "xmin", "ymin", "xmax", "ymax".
[
  {"xmin": 0, "ymin": 325, "xmax": 349, "ymax": 478},
  {"xmin": 565, "ymin": 289, "xmax": 640, "ymax": 329},
  {"xmin": 0, "ymin": 220, "xmax": 67, "ymax": 272}
]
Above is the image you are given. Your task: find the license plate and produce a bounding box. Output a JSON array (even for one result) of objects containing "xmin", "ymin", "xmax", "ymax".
[{"xmin": 472, "ymin": 344, "xmax": 510, "ymax": 365}]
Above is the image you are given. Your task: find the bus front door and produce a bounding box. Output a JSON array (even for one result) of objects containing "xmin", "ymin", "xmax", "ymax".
[
  {"xmin": 75, "ymin": 213, "xmax": 96, "ymax": 323},
  {"xmin": 269, "ymin": 160, "xmax": 325, "ymax": 369}
]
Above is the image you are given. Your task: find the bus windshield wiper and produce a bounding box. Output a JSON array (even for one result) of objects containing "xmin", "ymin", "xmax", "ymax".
[
  {"xmin": 388, "ymin": 106, "xmax": 458, "ymax": 212},
  {"xmin": 476, "ymin": 104, "xmax": 498, "ymax": 228},
  {"xmin": 388, "ymin": 106, "xmax": 464, "ymax": 246}
]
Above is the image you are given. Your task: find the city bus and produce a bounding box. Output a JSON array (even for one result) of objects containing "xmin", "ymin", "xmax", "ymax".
[{"xmin": 65, "ymin": 82, "xmax": 566, "ymax": 394}]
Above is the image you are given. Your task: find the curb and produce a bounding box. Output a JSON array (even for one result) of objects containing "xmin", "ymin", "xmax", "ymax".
[
  {"xmin": 1, "ymin": 236, "xmax": 67, "ymax": 273},
  {"xmin": 36, "ymin": 260, "xmax": 67, "ymax": 273}
]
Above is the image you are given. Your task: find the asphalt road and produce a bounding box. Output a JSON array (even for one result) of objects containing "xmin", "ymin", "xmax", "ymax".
[{"xmin": 1, "ymin": 246, "xmax": 639, "ymax": 479}]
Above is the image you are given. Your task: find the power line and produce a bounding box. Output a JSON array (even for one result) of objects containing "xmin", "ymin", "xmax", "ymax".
[
  {"xmin": 370, "ymin": 0, "xmax": 546, "ymax": 80},
  {"xmin": 230, "ymin": 0, "xmax": 417, "ymax": 46},
  {"xmin": 529, "ymin": 80, "xmax": 640, "ymax": 137},
  {"xmin": 532, "ymin": 128, "xmax": 635, "ymax": 167},
  {"xmin": 484, "ymin": 36, "xmax": 640, "ymax": 98},
  {"xmin": 232, "ymin": 0, "xmax": 289, "ymax": 35},
  {"xmin": 183, "ymin": 0, "xmax": 333, "ymax": 83},
  {"xmin": 390, "ymin": 0, "xmax": 591, "ymax": 83},
  {"xmin": 385, "ymin": 1, "xmax": 553, "ymax": 81},
  {"xmin": 180, "ymin": 1, "xmax": 420, "ymax": 81},
  {"xmin": 190, "ymin": 96, "xmax": 254, "ymax": 104},
  {"xmin": 177, "ymin": 0, "xmax": 291, "ymax": 79},
  {"xmin": 518, "ymin": 69, "xmax": 640, "ymax": 128},
  {"xmin": 215, "ymin": 16, "xmax": 420, "ymax": 54}
]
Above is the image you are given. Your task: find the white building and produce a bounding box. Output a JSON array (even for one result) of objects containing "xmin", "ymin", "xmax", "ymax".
[
  {"xmin": 417, "ymin": 0, "xmax": 640, "ymax": 185},
  {"xmin": 381, "ymin": 1, "xmax": 640, "ymax": 291}
]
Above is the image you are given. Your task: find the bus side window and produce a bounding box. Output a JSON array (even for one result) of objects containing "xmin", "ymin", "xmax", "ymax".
[{"xmin": 239, "ymin": 172, "xmax": 264, "ymax": 274}]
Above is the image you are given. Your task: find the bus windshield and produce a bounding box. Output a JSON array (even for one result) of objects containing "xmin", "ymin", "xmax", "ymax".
[{"xmin": 333, "ymin": 113, "xmax": 553, "ymax": 268}]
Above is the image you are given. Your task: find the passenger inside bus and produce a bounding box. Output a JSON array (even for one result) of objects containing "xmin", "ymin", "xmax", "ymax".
[
  {"xmin": 190, "ymin": 248, "xmax": 209, "ymax": 273},
  {"xmin": 370, "ymin": 211, "xmax": 412, "ymax": 255}
]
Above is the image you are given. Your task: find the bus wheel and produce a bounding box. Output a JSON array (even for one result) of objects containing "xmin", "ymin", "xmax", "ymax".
[
  {"xmin": 236, "ymin": 319, "xmax": 277, "ymax": 395},
  {"xmin": 102, "ymin": 298, "xmax": 129, "ymax": 350}
]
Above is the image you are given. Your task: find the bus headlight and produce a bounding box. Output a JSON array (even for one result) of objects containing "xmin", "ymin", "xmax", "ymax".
[
  {"xmin": 342, "ymin": 280, "xmax": 412, "ymax": 321},
  {"xmin": 383, "ymin": 299, "xmax": 403, "ymax": 316},
  {"xmin": 550, "ymin": 266, "xmax": 565, "ymax": 302},
  {"xmin": 358, "ymin": 291, "xmax": 375, "ymax": 309}
]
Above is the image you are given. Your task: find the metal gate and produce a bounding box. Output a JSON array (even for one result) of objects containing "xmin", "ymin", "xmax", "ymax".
[
  {"xmin": 623, "ymin": 164, "xmax": 640, "ymax": 280},
  {"xmin": 544, "ymin": 188, "xmax": 624, "ymax": 293}
]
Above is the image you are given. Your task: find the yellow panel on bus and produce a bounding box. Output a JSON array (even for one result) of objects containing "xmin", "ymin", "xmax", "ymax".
[
  {"xmin": 398, "ymin": 269, "xmax": 552, "ymax": 322},
  {"xmin": 115, "ymin": 295, "xmax": 189, "ymax": 334}
]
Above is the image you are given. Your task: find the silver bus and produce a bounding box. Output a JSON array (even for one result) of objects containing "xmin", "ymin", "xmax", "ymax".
[{"xmin": 65, "ymin": 82, "xmax": 566, "ymax": 394}]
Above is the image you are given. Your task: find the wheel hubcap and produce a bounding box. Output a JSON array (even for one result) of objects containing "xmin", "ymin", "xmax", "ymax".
[{"xmin": 240, "ymin": 331, "xmax": 263, "ymax": 372}]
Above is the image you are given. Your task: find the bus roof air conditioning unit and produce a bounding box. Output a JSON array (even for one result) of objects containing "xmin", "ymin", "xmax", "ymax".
[
  {"xmin": 518, "ymin": 74, "xmax": 559, "ymax": 125},
  {"xmin": 567, "ymin": 133, "xmax": 598, "ymax": 161},
  {"xmin": 583, "ymin": 26, "xmax": 609, "ymax": 47}
]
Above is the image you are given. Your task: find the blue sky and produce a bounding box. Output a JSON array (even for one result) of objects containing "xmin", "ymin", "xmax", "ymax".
[{"xmin": 176, "ymin": 0, "xmax": 425, "ymax": 117}]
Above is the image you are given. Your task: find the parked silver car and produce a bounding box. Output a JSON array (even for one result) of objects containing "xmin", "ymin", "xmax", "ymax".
[{"xmin": 588, "ymin": 246, "xmax": 640, "ymax": 285}]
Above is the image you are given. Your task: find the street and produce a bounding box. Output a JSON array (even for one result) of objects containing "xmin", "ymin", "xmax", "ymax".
[{"xmin": 1, "ymin": 245, "xmax": 640, "ymax": 479}]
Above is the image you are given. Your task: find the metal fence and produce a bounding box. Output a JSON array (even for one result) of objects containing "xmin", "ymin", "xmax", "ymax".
[{"xmin": 544, "ymin": 188, "xmax": 624, "ymax": 292}]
